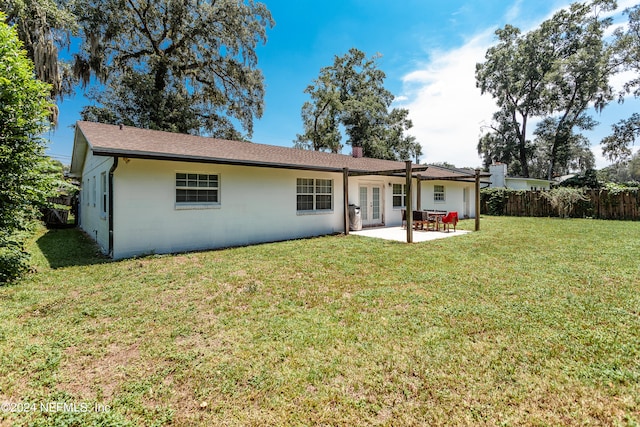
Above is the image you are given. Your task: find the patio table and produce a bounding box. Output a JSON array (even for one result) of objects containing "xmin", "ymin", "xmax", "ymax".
[{"xmin": 424, "ymin": 211, "xmax": 447, "ymax": 231}]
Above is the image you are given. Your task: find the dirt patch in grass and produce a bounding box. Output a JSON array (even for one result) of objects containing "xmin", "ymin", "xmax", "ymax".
[{"xmin": 59, "ymin": 342, "xmax": 141, "ymax": 400}]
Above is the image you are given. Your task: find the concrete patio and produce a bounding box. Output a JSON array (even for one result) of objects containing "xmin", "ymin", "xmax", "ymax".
[{"xmin": 351, "ymin": 226, "xmax": 470, "ymax": 243}]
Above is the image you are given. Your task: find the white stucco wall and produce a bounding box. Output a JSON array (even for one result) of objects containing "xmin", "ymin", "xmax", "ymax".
[
  {"xmin": 79, "ymin": 154, "xmax": 478, "ymax": 258},
  {"xmin": 111, "ymin": 159, "xmax": 346, "ymax": 259},
  {"xmin": 505, "ymin": 178, "xmax": 551, "ymax": 191},
  {"xmin": 347, "ymin": 176, "xmax": 409, "ymax": 227},
  {"xmin": 346, "ymin": 177, "xmax": 477, "ymax": 226},
  {"xmin": 78, "ymin": 151, "xmax": 113, "ymax": 254},
  {"xmin": 419, "ymin": 180, "xmax": 476, "ymax": 219}
]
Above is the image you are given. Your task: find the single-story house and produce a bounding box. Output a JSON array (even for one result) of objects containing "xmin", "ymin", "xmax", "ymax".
[
  {"xmin": 489, "ymin": 162, "xmax": 552, "ymax": 191},
  {"xmin": 69, "ymin": 121, "xmax": 483, "ymax": 259}
]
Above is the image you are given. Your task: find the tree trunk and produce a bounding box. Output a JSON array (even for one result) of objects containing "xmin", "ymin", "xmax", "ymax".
[
  {"xmin": 518, "ymin": 115, "xmax": 529, "ymax": 177},
  {"xmin": 548, "ymin": 137, "xmax": 558, "ymax": 181}
]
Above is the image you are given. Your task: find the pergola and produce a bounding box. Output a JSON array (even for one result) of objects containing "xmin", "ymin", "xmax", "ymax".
[{"xmin": 343, "ymin": 161, "xmax": 489, "ymax": 243}]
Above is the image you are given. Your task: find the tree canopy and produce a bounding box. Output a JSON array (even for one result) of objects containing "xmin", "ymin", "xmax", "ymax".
[
  {"xmin": 0, "ymin": 0, "xmax": 77, "ymax": 101},
  {"xmin": 601, "ymin": 4, "xmax": 640, "ymax": 162},
  {"xmin": 295, "ymin": 48, "xmax": 422, "ymax": 162},
  {"xmin": 476, "ymin": 0, "xmax": 616, "ymax": 179},
  {"xmin": 73, "ymin": 0, "xmax": 274, "ymax": 138}
]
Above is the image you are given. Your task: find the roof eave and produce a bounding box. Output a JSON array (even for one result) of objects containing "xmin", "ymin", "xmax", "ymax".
[
  {"xmin": 69, "ymin": 125, "xmax": 89, "ymax": 177},
  {"xmin": 91, "ymin": 147, "xmax": 422, "ymax": 175}
]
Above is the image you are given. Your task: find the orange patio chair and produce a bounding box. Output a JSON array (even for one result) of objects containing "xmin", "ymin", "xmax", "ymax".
[{"xmin": 441, "ymin": 211, "xmax": 458, "ymax": 232}]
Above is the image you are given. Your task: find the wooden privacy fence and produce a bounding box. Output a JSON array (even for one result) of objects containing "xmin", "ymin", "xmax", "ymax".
[
  {"xmin": 42, "ymin": 195, "xmax": 78, "ymax": 227},
  {"xmin": 481, "ymin": 189, "xmax": 640, "ymax": 220}
]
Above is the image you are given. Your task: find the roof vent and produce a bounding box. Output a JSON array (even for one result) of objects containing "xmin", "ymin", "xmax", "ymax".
[
  {"xmin": 119, "ymin": 124, "xmax": 124, "ymax": 130},
  {"xmin": 352, "ymin": 146, "xmax": 363, "ymax": 158}
]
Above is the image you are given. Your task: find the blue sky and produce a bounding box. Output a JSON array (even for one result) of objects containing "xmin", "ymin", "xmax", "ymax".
[{"xmin": 46, "ymin": 0, "xmax": 640, "ymax": 169}]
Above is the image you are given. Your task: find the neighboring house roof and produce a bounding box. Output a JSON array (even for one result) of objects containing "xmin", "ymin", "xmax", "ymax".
[
  {"xmin": 71, "ymin": 121, "xmax": 429, "ymax": 177},
  {"xmin": 505, "ymin": 177, "xmax": 553, "ymax": 184},
  {"xmin": 554, "ymin": 174, "xmax": 576, "ymax": 184},
  {"xmin": 419, "ymin": 164, "xmax": 491, "ymax": 182}
]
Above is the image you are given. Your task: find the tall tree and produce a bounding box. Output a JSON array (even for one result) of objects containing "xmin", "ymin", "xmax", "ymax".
[
  {"xmin": 539, "ymin": 1, "xmax": 614, "ymax": 180},
  {"xmin": 382, "ymin": 107, "xmax": 422, "ymax": 162},
  {"xmin": 530, "ymin": 116, "xmax": 596, "ymax": 177},
  {"xmin": 602, "ymin": 113, "xmax": 640, "ymax": 161},
  {"xmin": 476, "ymin": 0, "xmax": 616, "ymax": 179},
  {"xmin": 601, "ymin": 4, "xmax": 640, "ymax": 162},
  {"xmin": 0, "ymin": 12, "xmax": 54, "ymax": 281},
  {"xmin": 294, "ymin": 70, "xmax": 342, "ymax": 152},
  {"xmin": 630, "ymin": 151, "xmax": 640, "ymax": 181},
  {"xmin": 477, "ymin": 108, "xmax": 529, "ymax": 175},
  {"xmin": 73, "ymin": 0, "xmax": 274, "ymax": 138},
  {"xmin": 296, "ymin": 48, "xmax": 422, "ymax": 161},
  {"xmin": 476, "ymin": 24, "xmax": 549, "ymax": 178},
  {"xmin": 0, "ymin": 0, "xmax": 77, "ymax": 101}
]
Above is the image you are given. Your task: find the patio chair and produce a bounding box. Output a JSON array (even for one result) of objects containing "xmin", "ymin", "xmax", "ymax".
[
  {"xmin": 412, "ymin": 210, "xmax": 425, "ymax": 230},
  {"xmin": 441, "ymin": 211, "xmax": 458, "ymax": 232}
]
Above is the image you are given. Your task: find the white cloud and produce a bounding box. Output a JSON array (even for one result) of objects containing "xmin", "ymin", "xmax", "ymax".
[
  {"xmin": 504, "ymin": 0, "xmax": 523, "ymax": 23},
  {"xmin": 398, "ymin": 31, "xmax": 497, "ymax": 168},
  {"xmin": 616, "ymin": 0, "xmax": 640, "ymax": 12},
  {"xmin": 399, "ymin": 0, "xmax": 640, "ymax": 169}
]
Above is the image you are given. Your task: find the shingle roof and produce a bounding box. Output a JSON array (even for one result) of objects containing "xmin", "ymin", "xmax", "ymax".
[
  {"xmin": 71, "ymin": 121, "xmax": 483, "ymax": 181},
  {"xmin": 72, "ymin": 121, "xmax": 428, "ymax": 175}
]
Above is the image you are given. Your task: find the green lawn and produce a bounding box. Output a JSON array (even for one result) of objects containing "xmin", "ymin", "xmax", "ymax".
[{"xmin": 1, "ymin": 217, "xmax": 639, "ymax": 426}]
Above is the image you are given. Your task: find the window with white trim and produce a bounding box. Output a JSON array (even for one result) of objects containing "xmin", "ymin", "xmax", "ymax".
[
  {"xmin": 434, "ymin": 184, "xmax": 445, "ymax": 202},
  {"xmin": 297, "ymin": 178, "xmax": 333, "ymax": 211},
  {"xmin": 100, "ymin": 172, "xmax": 107, "ymax": 218},
  {"xmin": 92, "ymin": 176, "xmax": 97, "ymax": 206},
  {"xmin": 392, "ymin": 184, "xmax": 406, "ymax": 208},
  {"xmin": 176, "ymin": 173, "xmax": 219, "ymax": 204}
]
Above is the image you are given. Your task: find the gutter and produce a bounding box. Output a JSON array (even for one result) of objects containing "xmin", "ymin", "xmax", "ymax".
[
  {"xmin": 108, "ymin": 156, "xmax": 118, "ymax": 257},
  {"xmin": 91, "ymin": 148, "xmax": 428, "ymax": 176}
]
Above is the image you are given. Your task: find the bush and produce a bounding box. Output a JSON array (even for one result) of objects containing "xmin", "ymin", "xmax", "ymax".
[
  {"xmin": 0, "ymin": 237, "xmax": 29, "ymax": 284},
  {"xmin": 558, "ymin": 169, "xmax": 600, "ymax": 188},
  {"xmin": 481, "ymin": 188, "xmax": 510, "ymax": 215},
  {"xmin": 540, "ymin": 187, "xmax": 589, "ymax": 218},
  {"xmin": 0, "ymin": 12, "xmax": 53, "ymax": 283}
]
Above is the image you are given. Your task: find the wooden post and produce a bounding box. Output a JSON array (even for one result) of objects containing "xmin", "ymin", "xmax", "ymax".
[
  {"xmin": 343, "ymin": 168, "xmax": 349, "ymax": 235},
  {"xmin": 475, "ymin": 168, "xmax": 480, "ymax": 231},
  {"xmin": 416, "ymin": 174, "xmax": 422, "ymax": 211},
  {"xmin": 406, "ymin": 161, "xmax": 413, "ymax": 243}
]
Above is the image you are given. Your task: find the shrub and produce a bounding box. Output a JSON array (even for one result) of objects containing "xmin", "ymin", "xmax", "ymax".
[
  {"xmin": 0, "ymin": 237, "xmax": 29, "ymax": 283},
  {"xmin": 0, "ymin": 12, "xmax": 53, "ymax": 283},
  {"xmin": 540, "ymin": 187, "xmax": 589, "ymax": 218},
  {"xmin": 481, "ymin": 188, "xmax": 510, "ymax": 215}
]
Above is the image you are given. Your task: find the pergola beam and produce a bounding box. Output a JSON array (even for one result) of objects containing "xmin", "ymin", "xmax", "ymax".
[
  {"xmin": 343, "ymin": 167, "xmax": 349, "ymax": 235},
  {"xmin": 348, "ymin": 166, "xmax": 428, "ymax": 177},
  {"xmin": 475, "ymin": 169, "xmax": 481, "ymax": 231},
  {"xmin": 406, "ymin": 161, "xmax": 413, "ymax": 243}
]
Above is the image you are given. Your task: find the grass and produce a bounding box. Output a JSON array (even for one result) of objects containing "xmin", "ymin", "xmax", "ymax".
[{"xmin": 0, "ymin": 216, "xmax": 639, "ymax": 426}]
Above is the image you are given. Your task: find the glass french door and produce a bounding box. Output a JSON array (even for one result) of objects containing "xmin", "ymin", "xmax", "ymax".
[{"xmin": 359, "ymin": 185, "xmax": 383, "ymax": 226}]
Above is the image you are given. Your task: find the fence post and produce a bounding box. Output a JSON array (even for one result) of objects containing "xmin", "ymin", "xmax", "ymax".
[{"xmin": 475, "ymin": 169, "xmax": 480, "ymax": 231}]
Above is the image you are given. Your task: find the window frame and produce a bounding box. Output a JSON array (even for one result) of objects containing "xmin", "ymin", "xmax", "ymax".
[
  {"xmin": 84, "ymin": 179, "xmax": 89, "ymax": 206},
  {"xmin": 392, "ymin": 183, "xmax": 406, "ymax": 208},
  {"xmin": 433, "ymin": 184, "xmax": 445, "ymax": 202},
  {"xmin": 92, "ymin": 176, "xmax": 97, "ymax": 207},
  {"xmin": 296, "ymin": 178, "xmax": 334, "ymax": 213},
  {"xmin": 175, "ymin": 172, "xmax": 221, "ymax": 209},
  {"xmin": 100, "ymin": 172, "xmax": 107, "ymax": 219}
]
